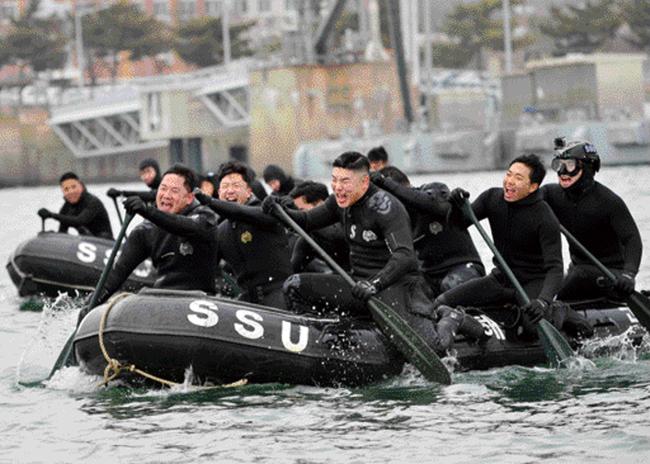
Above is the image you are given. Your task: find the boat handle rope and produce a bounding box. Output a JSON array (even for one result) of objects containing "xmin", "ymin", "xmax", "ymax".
[
  {"xmin": 96, "ymin": 293, "xmax": 247, "ymax": 389},
  {"xmin": 97, "ymin": 292, "xmax": 178, "ymax": 388}
]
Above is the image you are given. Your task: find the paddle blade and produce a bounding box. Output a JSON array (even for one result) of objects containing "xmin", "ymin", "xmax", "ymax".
[
  {"xmin": 537, "ymin": 319, "xmax": 574, "ymax": 367},
  {"xmin": 368, "ymin": 298, "xmax": 451, "ymax": 385},
  {"xmin": 627, "ymin": 291, "xmax": 650, "ymax": 331}
]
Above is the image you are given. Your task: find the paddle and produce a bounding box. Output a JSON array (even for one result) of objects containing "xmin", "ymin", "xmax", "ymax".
[
  {"xmin": 558, "ymin": 224, "xmax": 650, "ymax": 331},
  {"xmin": 272, "ymin": 203, "xmax": 452, "ymax": 385},
  {"xmin": 460, "ymin": 198, "xmax": 574, "ymax": 366},
  {"xmin": 112, "ymin": 197, "xmax": 124, "ymax": 225},
  {"xmin": 48, "ymin": 212, "xmax": 134, "ymax": 379}
]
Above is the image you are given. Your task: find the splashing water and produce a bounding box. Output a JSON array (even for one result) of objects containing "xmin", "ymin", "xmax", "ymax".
[{"xmin": 15, "ymin": 293, "xmax": 85, "ymax": 385}]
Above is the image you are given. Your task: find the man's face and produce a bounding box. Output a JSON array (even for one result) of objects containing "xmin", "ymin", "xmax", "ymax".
[
  {"xmin": 293, "ymin": 196, "xmax": 323, "ymax": 210},
  {"xmin": 140, "ymin": 166, "xmax": 157, "ymax": 187},
  {"xmin": 267, "ymin": 179, "xmax": 281, "ymax": 192},
  {"xmin": 200, "ymin": 180, "xmax": 215, "ymax": 197},
  {"xmin": 503, "ymin": 162, "xmax": 538, "ymax": 202},
  {"xmin": 61, "ymin": 179, "xmax": 84, "ymax": 205},
  {"xmin": 218, "ymin": 173, "xmax": 252, "ymax": 204},
  {"xmin": 156, "ymin": 173, "xmax": 193, "ymax": 214},
  {"xmin": 331, "ymin": 167, "xmax": 369, "ymax": 208},
  {"xmin": 369, "ymin": 160, "xmax": 386, "ymax": 172},
  {"xmin": 557, "ymin": 159, "xmax": 582, "ymax": 188}
]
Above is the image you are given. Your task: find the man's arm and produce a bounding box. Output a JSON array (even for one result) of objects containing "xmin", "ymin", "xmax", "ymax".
[
  {"xmin": 537, "ymin": 205, "xmax": 564, "ymax": 303},
  {"xmin": 262, "ymin": 194, "xmax": 340, "ymax": 231},
  {"xmin": 50, "ymin": 199, "xmax": 100, "ymax": 229},
  {"xmin": 610, "ymin": 196, "xmax": 643, "ymax": 275},
  {"xmin": 200, "ymin": 197, "xmax": 279, "ymax": 229},
  {"xmin": 140, "ymin": 206, "xmax": 218, "ymax": 241},
  {"xmin": 377, "ymin": 177, "xmax": 451, "ymax": 217},
  {"xmin": 95, "ymin": 227, "xmax": 150, "ymax": 305}
]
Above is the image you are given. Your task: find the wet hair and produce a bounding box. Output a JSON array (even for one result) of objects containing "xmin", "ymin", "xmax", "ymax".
[
  {"xmin": 332, "ymin": 151, "xmax": 370, "ymax": 173},
  {"xmin": 59, "ymin": 172, "xmax": 80, "ymax": 183},
  {"xmin": 162, "ymin": 164, "xmax": 197, "ymax": 192},
  {"xmin": 139, "ymin": 158, "xmax": 160, "ymax": 173},
  {"xmin": 380, "ymin": 166, "xmax": 410, "ymax": 186},
  {"xmin": 367, "ymin": 146, "xmax": 388, "ymax": 163},
  {"xmin": 263, "ymin": 164, "xmax": 287, "ymax": 183},
  {"xmin": 217, "ymin": 161, "xmax": 254, "ymax": 186},
  {"xmin": 509, "ymin": 154, "xmax": 546, "ymax": 185},
  {"xmin": 289, "ymin": 181, "xmax": 329, "ymax": 204}
]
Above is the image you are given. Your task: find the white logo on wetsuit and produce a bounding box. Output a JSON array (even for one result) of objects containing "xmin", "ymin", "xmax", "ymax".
[
  {"xmin": 362, "ymin": 230, "xmax": 377, "ymax": 242},
  {"xmin": 179, "ymin": 241, "xmax": 194, "ymax": 256},
  {"xmin": 368, "ymin": 191, "xmax": 392, "ymax": 215},
  {"xmin": 349, "ymin": 224, "xmax": 357, "ymax": 239},
  {"xmin": 429, "ymin": 222, "xmax": 443, "ymax": 235}
]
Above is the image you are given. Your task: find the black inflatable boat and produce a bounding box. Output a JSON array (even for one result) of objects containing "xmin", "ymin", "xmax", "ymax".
[
  {"xmin": 6, "ymin": 232, "xmax": 156, "ymax": 297},
  {"xmin": 74, "ymin": 289, "xmax": 645, "ymax": 387}
]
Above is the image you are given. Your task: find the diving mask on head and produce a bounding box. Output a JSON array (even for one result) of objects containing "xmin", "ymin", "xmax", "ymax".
[{"xmin": 551, "ymin": 157, "xmax": 581, "ymax": 177}]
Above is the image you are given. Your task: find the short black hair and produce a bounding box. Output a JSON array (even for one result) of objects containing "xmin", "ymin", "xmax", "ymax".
[
  {"xmin": 59, "ymin": 172, "xmax": 80, "ymax": 183},
  {"xmin": 367, "ymin": 146, "xmax": 388, "ymax": 162},
  {"xmin": 509, "ymin": 154, "xmax": 546, "ymax": 185},
  {"xmin": 289, "ymin": 181, "xmax": 329, "ymax": 204},
  {"xmin": 332, "ymin": 151, "xmax": 370, "ymax": 173},
  {"xmin": 139, "ymin": 158, "xmax": 160, "ymax": 172},
  {"xmin": 380, "ymin": 166, "xmax": 410, "ymax": 186},
  {"xmin": 217, "ymin": 161, "xmax": 254, "ymax": 186},
  {"xmin": 162, "ymin": 164, "xmax": 197, "ymax": 192},
  {"xmin": 263, "ymin": 164, "xmax": 287, "ymax": 183}
]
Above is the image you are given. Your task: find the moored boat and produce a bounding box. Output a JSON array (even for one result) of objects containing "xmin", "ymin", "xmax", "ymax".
[
  {"xmin": 74, "ymin": 289, "xmax": 645, "ymax": 387},
  {"xmin": 6, "ymin": 232, "xmax": 156, "ymax": 297}
]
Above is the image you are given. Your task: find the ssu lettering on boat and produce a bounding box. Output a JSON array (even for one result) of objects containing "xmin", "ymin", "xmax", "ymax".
[
  {"xmin": 187, "ymin": 300, "xmax": 310, "ymax": 353},
  {"xmin": 76, "ymin": 241, "xmax": 152, "ymax": 278}
]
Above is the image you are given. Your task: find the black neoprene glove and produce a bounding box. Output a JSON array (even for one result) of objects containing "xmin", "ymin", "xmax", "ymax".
[
  {"xmin": 351, "ymin": 280, "xmax": 378, "ymax": 302},
  {"xmin": 614, "ymin": 272, "xmax": 635, "ymax": 295},
  {"xmin": 261, "ymin": 195, "xmax": 283, "ymax": 216},
  {"xmin": 449, "ymin": 188, "xmax": 470, "ymax": 209},
  {"xmin": 192, "ymin": 188, "xmax": 211, "ymax": 206},
  {"xmin": 106, "ymin": 188, "xmax": 122, "ymax": 199},
  {"xmin": 37, "ymin": 208, "xmax": 52, "ymax": 219},
  {"xmin": 523, "ymin": 298, "xmax": 548, "ymax": 324},
  {"xmin": 369, "ymin": 170, "xmax": 385, "ymax": 186},
  {"xmin": 123, "ymin": 196, "xmax": 148, "ymax": 216}
]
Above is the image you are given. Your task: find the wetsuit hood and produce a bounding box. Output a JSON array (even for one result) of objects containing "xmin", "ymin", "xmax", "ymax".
[{"xmin": 563, "ymin": 165, "xmax": 596, "ymax": 201}]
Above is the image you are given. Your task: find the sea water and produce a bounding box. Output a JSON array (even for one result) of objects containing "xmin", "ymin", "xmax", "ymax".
[{"xmin": 1, "ymin": 169, "xmax": 649, "ymax": 463}]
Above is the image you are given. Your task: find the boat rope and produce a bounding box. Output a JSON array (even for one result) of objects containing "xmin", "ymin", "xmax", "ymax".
[
  {"xmin": 96, "ymin": 292, "xmax": 247, "ymax": 390},
  {"xmin": 97, "ymin": 292, "xmax": 178, "ymax": 388}
]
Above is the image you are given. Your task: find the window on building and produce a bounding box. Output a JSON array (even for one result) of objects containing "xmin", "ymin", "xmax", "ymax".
[
  {"xmin": 206, "ymin": 0, "xmax": 222, "ymax": 17},
  {"xmin": 178, "ymin": 0, "xmax": 196, "ymax": 20},
  {"xmin": 153, "ymin": 0, "xmax": 169, "ymax": 18},
  {"xmin": 285, "ymin": 0, "xmax": 296, "ymax": 11},
  {"xmin": 258, "ymin": 0, "xmax": 271, "ymax": 12},
  {"xmin": 239, "ymin": 0, "xmax": 248, "ymax": 14}
]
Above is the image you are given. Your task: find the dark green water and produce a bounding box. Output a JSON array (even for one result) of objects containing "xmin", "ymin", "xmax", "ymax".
[{"xmin": 2, "ymin": 170, "xmax": 650, "ymax": 463}]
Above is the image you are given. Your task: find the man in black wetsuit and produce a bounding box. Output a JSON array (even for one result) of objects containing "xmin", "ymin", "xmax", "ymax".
[
  {"xmin": 262, "ymin": 151, "xmax": 487, "ymax": 354},
  {"xmin": 263, "ymin": 164, "xmax": 297, "ymax": 197},
  {"xmin": 89, "ymin": 164, "xmax": 219, "ymax": 308},
  {"xmin": 38, "ymin": 172, "xmax": 113, "ymax": 239},
  {"xmin": 288, "ymin": 181, "xmax": 350, "ymax": 273},
  {"xmin": 437, "ymin": 154, "xmax": 565, "ymax": 337},
  {"xmin": 367, "ymin": 146, "xmax": 389, "ymax": 172},
  {"xmin": 541, "ymin": 138, "xmax": 642, "ymax": 300},
  {"xmin": 194, "ymin": 161, "xmax": 292, "ymax": 308},
  {"xmin": 371, "ymin": 166, "xmax": 484, "ymax": 297},
  {"xmin": 107, "ymin": 158, "xmax": 162, "ymax": 203}
]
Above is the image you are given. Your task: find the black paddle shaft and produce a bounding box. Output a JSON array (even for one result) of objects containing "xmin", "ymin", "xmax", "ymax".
[
  {"xmin": 48, "ymin": 212, "xmax": 134, "ymax": 379},
  {"xmin": 559, "ymin": 224, "xmax": 650, "ymax": 330}
]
